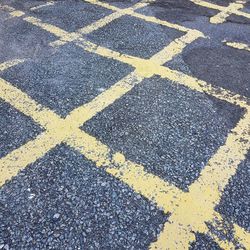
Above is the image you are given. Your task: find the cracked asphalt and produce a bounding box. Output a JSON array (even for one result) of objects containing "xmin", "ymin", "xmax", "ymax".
[{"xmin": 0, "ymin": 0, "xmax": 249, "ymax": 249}]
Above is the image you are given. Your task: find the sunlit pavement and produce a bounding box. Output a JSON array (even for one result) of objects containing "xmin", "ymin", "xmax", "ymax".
[{"xmin": 0, "ymin": 0, "xmax": 250, "ymax": 249}]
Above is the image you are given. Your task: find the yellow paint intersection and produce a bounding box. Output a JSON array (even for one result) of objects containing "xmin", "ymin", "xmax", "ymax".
[
  {"xmin": 0, "ymin": 0, "xmax": 250, "ymax": 249},
  {"xmin": 190, "ymin": 0, "xmax": 250, "ymax": 23}
]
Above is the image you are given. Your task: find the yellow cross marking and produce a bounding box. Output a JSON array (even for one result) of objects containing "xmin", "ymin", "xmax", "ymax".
[
  {"xmin": 0, "ymin": 0, "xmax": 250, "ymax": 249},
  {"xmin": 210, "ymin": 0, "xmax": 247, "ymax": 24},
  {"xmin": 150, "ymin": 109, "xmax": 250, "ymax": 249},
  {"xmin": 190, "ymin": 0, "xmax": 250, "ymax": 23}
]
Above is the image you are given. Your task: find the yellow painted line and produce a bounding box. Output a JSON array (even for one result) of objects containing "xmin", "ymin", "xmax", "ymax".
[
  {"xmin": 1, "ymin": 4, "xmax": 250, "ymax": 248},
  {"xmin": 66, "ymin": 129, "xmax": 182, "ymax": 213},
  {"xmin": 190, "ymin": 0, "xmax": 250, "ymax": 20},
  {"xmin": 0, "ymin": 77, "xmax": 60, "ymax": 128},
  {"xmin": 0, "ymin": 59, "xmax": 25, "ymax": 72},
  {"xmin": 67, "ymin": 29, "xmax": 203, "ymax": 126},
  {"xmin": 224, "ymin": 41, "xmax": 250, "ymax": 52},
  {"xmin": 150, "ymin": 110, "xmax": 250, "ymax": 249},
  {"xmin": 233, "ymin": 222, "xmax": 250, "ymax": 248},
  {"xmin": 9, "ymin": 4, "xmax": 246, "ymax": 112},
  {"xmin": 208, "ymin": 233, "xmax": 236, "ymax": 250},
  {"xmin": 50, "ymin": 0, "xmax": 153, "ymax": 47},
  {"xmin": 150, "ymin": 30, "xmax": 204, "ymax": 64},
  {"xmin": 208, "ymin": 211, "xmax": 250, "ymax": 249},
  {"xmin": 155, "ymin": 67, "xmax": 250, "ymax": 109},
  {"xmin": 190, "ymin": 0, "xmax": 225, "ymax": 11},
  {"xmin": 85, "ymin": 0, "xmax": 191, "ymax": 33},
  {"xmin": 0, "ymin": 131, "xmax": 61, "ymax": 186},
  {"xmin": 233, "ymin": 8, "xmax": 250, "ymax": 19},
  {"xmin": 50, "ymin": 12, "xmax": 124, "ymax": 47},
  {"xmin": 210, "ymin": 0, "xmax": 246, "ymax": 24},
  {"xmin": 66, "ymin": 71, "xmax": 144, "ymax": 126},
  {"xmin": 30, "ymin": 1, "xmax": 55, "ymax": 11},
  {"xmin": 23, "ymin": 16, "xmax": 73, "ymax": 38},
  {"xmin": 0, "ymin": 5, "xmax": 25, "ymax": 17}
]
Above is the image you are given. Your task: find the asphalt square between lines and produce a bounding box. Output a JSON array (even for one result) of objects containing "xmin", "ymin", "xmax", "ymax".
[
  {"xmin": 86, "ymin": 14, "xmax": 185, "ymax": 59},
  {"xmin": 82, "ymin": 76, "xmax": 244, "ymax": 191},
  {"xmin": 0, "ymin": 144, "xmax": 167, "ymax": 249},
  {"xmin": 0, "ymin": 43, "xmax": 134, "ymax": 117}
]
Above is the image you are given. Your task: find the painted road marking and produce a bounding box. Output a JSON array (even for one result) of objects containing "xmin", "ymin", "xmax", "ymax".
[
  {"xmin": 1, "ymin": 57, "xmax": 249, "ymax": 249},
  {"xmin": 49, "ymin": 0, "xmax": 193, "ymax": 48},
  {"xmin": 3, "ymin": 6, "xmax": 249, "ymax": 109},
  {"xmin": 150, "ymin": 109, "xmax": 250, "ymax": 249},
  {"xmin": 30, "ymin": 1, "xmax": 55, "ymax": 11},
  {"xmin": 224, "ymin": 40, "xmax": 250, "ymax": 52},
  {"xmin": 50, "ymin": 0, "xmax": 156, "ymax": 47},
  {"xmin": 210, "ymin": 0, "xmax": 246, "ymax": 24},
  {"xmin": 190, "ymin": 0, "xmax": 250, "ymax": 23},
  {"xmin": 0, "ymin": 0, "xmax": 250, "ymax": 248},
  {"xmin": 0, "ymin": 59, "xmax": 25, "ymax": 71}
]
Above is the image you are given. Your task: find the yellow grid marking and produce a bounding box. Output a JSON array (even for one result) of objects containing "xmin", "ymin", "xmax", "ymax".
[
  {"xmin": 1, "ymin": 1, "xmax": 250, "ymax": 249},
  {"xmin": 50, "ymin": 0, "xmax": 154, "ymax": 47},
  {"xmin": 2, "ymin": 64, "xmax": 248, "ymax": 249},
  {"xmin": 30, "ymin": 1, "xmax": 55, "ymax": 11},
  {"xmin": 50, "ymin": 0, "xmax": 192, "ymax": 48},
  {"xmin": 190, "ymin": 0, "xmax": 250, "ymax": 22},
  {"xmin": 224, "ymin": 40, "xmax": 250, "ymax": 52},
  {"xmin": 150, "ymin": 109, "xmax": 250, "ymax": 249},
  {"xmin": 210, "ymin": 0, "xmax": 246, "ymax": 24},
  {"xmin": 8, "ymin": 9, "xmax": 249, "ymax": 110}
]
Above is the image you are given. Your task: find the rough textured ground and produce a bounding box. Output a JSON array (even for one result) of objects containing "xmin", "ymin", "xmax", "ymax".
[{"xmin": 0, "ymin": 0, "xmax": 249, "ymax": 249}]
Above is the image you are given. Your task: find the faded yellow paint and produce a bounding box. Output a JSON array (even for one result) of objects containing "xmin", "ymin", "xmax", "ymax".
[
  {"xmin": 0, "ymin": 77, "xmax": 60, "ymax": 128},
  {"xmin": 0, "ymin": 59, "xmax": 25, "ymax": 71},
  {"xmin": 1, "ymin": 3, "xmax": 250, "ymax": 249},
  {"xmin": 209, "ymin": 211, "xmax": 250, "ymax": 249},
  {"xmin": 150, "ymin": 110, "xmax": 250, "ymax": 249},
  {"xmin": 66, "ymin": 129, "xmax": 182, "ymax": 213},
  {"xmin": 49, "ymin": 0, "xmax": 198, "ymax": 48},
  {"xmin": 85, "ymin": 0, "xmax": 191, "ymax": 32},
  {"xmin": 50, "ymin": 0, "xmax": 153, "ymax": 47},
  {"xmin": 150, "ymin": 30, "xmax": 205, "ymax": 64},
  {"xmin": 210, "ymin": 0, "xmax": 246, "ymax": 24},
  {"xmin": 0, "ymin": 131, "xmax": 60, "ymax": 186},
  {"xmin": 190, "ymin": 0, "xmax": 250, "ymax": 20},
  {"xmin": 66, "ymin": 71, "xmax": 144, "ymax": 126},
  {"xmin": 11, "ymin": 3, "xmax": 249, "ymax": 115},
  {"xmin": 234, "ymin": 222, "xmax": 250, "ymax": 248},
  {"xmin": 23, "ymin": 16, "xmax": 74, "ymax": 38},
  {"xmin": 30, "ymin": 1, "xmax": 55, "ymax": 11},
  {"xmin": 0, "ymin": 5, "xmax": 25, "ymax": 17},
  {"xmin": 224, "ymin": 41, "xmax": 250, "ymax": 52}
]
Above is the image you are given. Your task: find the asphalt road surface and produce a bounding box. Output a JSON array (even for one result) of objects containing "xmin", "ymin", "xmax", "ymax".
[{"xmin": 0, "ymin": 0, "xmax": 250, "ymax": 249}]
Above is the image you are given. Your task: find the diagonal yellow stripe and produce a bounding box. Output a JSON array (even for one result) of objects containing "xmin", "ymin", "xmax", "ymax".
[{"xmin": 150, "ymin": 109, "xmax": 250, "ymax": 249}]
